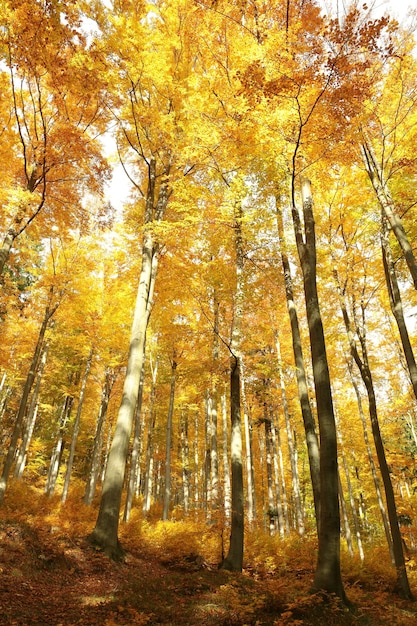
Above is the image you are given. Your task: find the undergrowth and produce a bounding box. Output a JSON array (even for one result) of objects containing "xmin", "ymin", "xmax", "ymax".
[{"xmin": 1, "ymin": 480, "xmax": 417, "ymax": 625}]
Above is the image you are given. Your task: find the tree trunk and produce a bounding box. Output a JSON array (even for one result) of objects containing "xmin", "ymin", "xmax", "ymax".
[
  {"xmin": 15, "ymin": 346, "xmax": 48, "ymax": 479},
  {"xmin": 162, "ymin": 357, "xmax": 177, "ymax": 521},
  {"xmin": 0, "ymin": 289, "xmax": 57, "ymax": 504},
  {"xmin": 221, "ymin": 201, "xmax": 245, "ymax": 572},
  {"xmin": 180, "ymin": 412, "xmax": 190, "ymax": 514},
  {"xmin": 89, "ymin": 160, "xmax": 167, "ymax": 560},
  {"xmin": 276, "ymin": 332, "xmax": 304, "ymax": 535},
  {"xmin": 381, "ymin": 215, "xmax": 417, "ymax": 401},
  {"xmin": 361, "ymin": 137, "xmax": 417, "ymax": 290},
  {"xmin": 62, "ymin": 348, "xmax": 93, "ymax": 503},
  {"xmin": 221, "ymin": 392, "xmax": 231, "ymax": 522},
  {"xmin": 349, "ymin": 366, "xmax": 393, "ymax": 559},
  {"xmin": 84, "ymin": 368, "xmax": 117, "ymax": 506},
  {"xmin": 291, "ymin": 178, "xmax": 346, "ymax": 601},
  {"xmin": 336, "ymin": 277, "xmax": 413, "ymax": 599},
  {"xmin": 241, "ymin": 362, "xmax": 255, "ymax": 524},
  {"xmin": 142, "ymin": 354, "xmax": 158, "ymax": 515},
  {"xmin": 45, "ymin": 395, "xmax": 74, "ymax": 497},
  {"xmin": 276, "ymin": 201, "xmax": 320, "ymax": 528},
  {"xmin": 124, "ymin": 356, "xmax": 146, "ymax": 522},
  {"xmin": 220, "ymin": 355, "xmax": 244, "ymax": 570}
]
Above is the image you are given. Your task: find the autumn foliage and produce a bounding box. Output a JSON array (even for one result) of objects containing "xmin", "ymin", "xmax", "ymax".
[{"xmin": 1, "ymin": 0, "xmax": 417, "ymax": 623}]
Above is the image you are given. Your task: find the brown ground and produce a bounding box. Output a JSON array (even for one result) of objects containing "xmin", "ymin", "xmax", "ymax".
[{"xmin": 1, "ymin": 484, "xmax": 417, "ymax": 625}]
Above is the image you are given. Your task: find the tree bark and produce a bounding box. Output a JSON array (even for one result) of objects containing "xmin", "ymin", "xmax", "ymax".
[
  {"xmin": 276, "ymin": 201, "xmax": 320, "ymax": 528},
  {"xmin": 62, "ymin": 348, "xmax": 94, "ymax": 503},
  {"xmin": 162, "ymin": 357, "xmax": 177, "ymax": 521},
  {"xmin": 381, "ymin": 214, "xmax": 417, "ymax": 401},
  {"xmin": 336, "ymin": 277, "xmax": 413, "ymax": 599},
  {"xmin": 15, "ymin": 346, "xmax": 48, "ymax": 479},
  {"xmin": 0, "ymin": 289, "xmax": 57, "ymax": 504},
  {"xmin": 89, "ymin": 160, "xmax": 168, "ymax": 560},
  {"xmin": 291, "ymin": 178, "xmax": 346, "ymax": 601},
  {"xmin": 361, "ymin": 137, "xmax": 417, "ymax": 291},
  {"xmin": 124, "ymin": 356, "xmax": 146, "ymax": 522},
  {"xmin": 84, "ymin": 368, "xmax": 117, "ymax": 506},
  {"xmin": 220, "ymin": 201, "xmax": 245, "ymax": 572}
]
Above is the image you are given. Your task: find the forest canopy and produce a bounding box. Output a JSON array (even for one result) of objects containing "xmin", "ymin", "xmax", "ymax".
[{"xmin": 1, "ymin": 0, "xmax": 417, "ymax": 619}]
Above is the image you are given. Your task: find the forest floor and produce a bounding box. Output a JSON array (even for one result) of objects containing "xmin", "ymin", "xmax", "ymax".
[{"xmin": 1, "ymin": 483, "xmax": 417, "ymax": 625}]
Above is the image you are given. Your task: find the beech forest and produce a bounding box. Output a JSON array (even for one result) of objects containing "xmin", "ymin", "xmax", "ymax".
[{"xmin": 2, "ymin": 0, "xmax": 417, "ymax": 624}]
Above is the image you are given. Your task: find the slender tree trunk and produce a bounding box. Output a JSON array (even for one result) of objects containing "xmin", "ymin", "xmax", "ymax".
[
  {"xmin": 62, "ymin": 348, "xmax": 93, "ymax": 503},
  {"xmin": 264, "ymin": 412, "xmax": 276, "ymax": 535},
  {"xmin": 84, "ymin": 368, "xmax": 117, "ymax": 506},
  {"xmin": 124, "ymin": 356, "xmax": 146, "ymax": 522},
  {"xmin": 181, "ymin": 412, "xmax": 190, "ymax": 514},
  {"xmin": 336, "ymin": 279, "xmax": 413, "ymax": 599},
  {"xmin": 291, "ymin": 178, "xmax": 346, "ymax": 600},
  {"xmin": 276, "ymin": 333, "xmax": 304, "ymax": 534},
  {"xmin": 336, "ymin": 411, "xmax": 364, "ymax": 561},
  {"xmin": 204, "ymin": 393, "xmax": 212, "ymax": 516},
  {"xmin": 162, "ymin": 357, "xmax": 177, "ymax": 521},
  {"xmin": 361, "ymin": 138, "xmax": 417, "ymax": 291},
  {"xmin": 381, "ymin": 215, "xmax": 417, "ymax": 401},
  {"xmin": 221, "ymin": 392, "xmax": 231, "ymax": 522},
  {"xmin": 275, "ymin": 414, "xmax": 290, "ymax": 535},
  {"xmin": 45, "ymin": 395, "xmax": 74, "ymax": 497},
  {"xmin": 89, "ymin": 160, "xmax": 167, "ymax": 560},
  {"xmin": 15, "ymin": 346, "xmax": 48, "ymax": 478},
  {"xmin": 241, "ymin": 362, "xmax": 255, "ymax": 524},
  {"xmin": 349, "ymin": 368, "xmax": 393, "ymax": 558},
  {"xmin": 338, "ymin": 471, "xmax": 354, "ymax": 557},
  {"xmin": 0, "ymin": 291, "xmax": 57, "ymax": 504},
  {"xmin": 221, "ymin": 355, "xmax": 244, "ymax": 570},
  {"xmin": 142, "ymin": 354, "xmax": 158, "ymax": 515},
  {"xmin": 276, "ymin": 201, "xmax": 320, "ymax": 528},
  {"xmin": 221, "ymin": 201, "xmax": 245, "ymax": 572},
  {"xmin": 194, "ymin": 410, "xmax": 200, "ymax": 515}
]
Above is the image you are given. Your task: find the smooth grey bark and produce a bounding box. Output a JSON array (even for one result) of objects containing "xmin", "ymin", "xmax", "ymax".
[
  {"xmin": 124, "ymin": 356, "xmax": 146, "ymax": 522},
  {"xmin": 275, "ymin": 333, "xmax": 304, "ymax": 535},
  {"xmin": 15, "ymin": 346, "xmax": 48, "ymax": 479},
  {"xmin": 220, "ymin": 355, "xmax": 244, "ymax": 571},
  {"xmin": 264, "ymin": 411, "xmax": 276, "ymax": 535},
  {"xmin": 193, "ymin": 410, "xmax": 200, "ymax": 515},
  {"xmin": 220, "ymin": 202, "xmax": 244, "ymax": 572},
  {"xmin": 361, "ymin": 138, "xmax": 417, "ymax": 291},
  {"xmin": 349, "ymin": 366, "xmax": 393, "ymax": 559},
  {"xmin": 142, "ymin": 355, "xmax": 158, "ymax": 515},
  {"xmin": 89, "ymin": 159, "xmax": 168, "ymax": 560},
  {"xmin": 204, "ymin": 392, "xmax": 212, "ymax": 515},
  {"xmin": 336, "ymin": 412, "xmax": 364, "ymax": 561},
  {"xmin": 162, "ymin": 357, "xmax": 177, "ymax": 521},
  {"xmin": 180, "ymin": 412, "xmax": 190, "ymax": 514},
  {"xmin": 381, "ymin": 215, "xmax": 417, "ymax": 401},
  {"xmin": 62, "ymin": 348, "xmax": 94, "ymax": 503},
  {"xmin": 45, "ymin": 395, "xmax": 74, "ymax": 496},
  {"xmin": 338, "ymin": 471, "xmax": 354, "ymax": 557},
  {"xmin": 276, "ymin": 202, "xmax": 320, "ymax": 528},
  {"xmin": 274, "ymin": 414, "xmax": 290, "ymax": 536},
  {"xmin": 241, "ymin": 363, "xmax": 255, "ymax": 524},
  {"xmin": 337, "ymin": 282, "xmax": 413, "ymax": 599},
  {"xmin": 221, "ymin": 392, "xmax": 231, "ymax": 522},
  {"xmin": 84, "ymin": 368, "xmax": 117, "ymax": 506},
  {"xmin": 0, "ymin": 289, "xmax": 58, "ymax": 504},
  {"xmin": 291, "ymin": 178, "xmax": 346, "ymax": 601}
]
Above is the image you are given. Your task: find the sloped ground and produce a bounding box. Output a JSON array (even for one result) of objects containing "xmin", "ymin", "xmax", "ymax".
[{"xmin": 1, "ymin": 483, "xmax": 417, "ymax": 625}]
